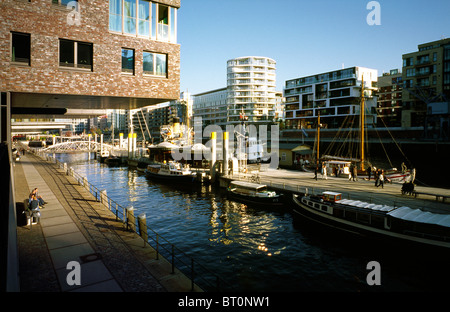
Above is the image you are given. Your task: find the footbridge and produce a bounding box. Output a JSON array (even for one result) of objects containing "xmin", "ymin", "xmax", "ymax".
[{"xmin": 42, "ymin": 141, "xmax": 120, "ymax": 153}]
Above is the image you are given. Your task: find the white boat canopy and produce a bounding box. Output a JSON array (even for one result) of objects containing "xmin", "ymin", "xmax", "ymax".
[
  {"xmin": 387, "ymin": 207, "xmax": 450, "ymax": 229},
  {"xmin": 338, "ymin": 199, "xmax": 396, "ymax": 212}
]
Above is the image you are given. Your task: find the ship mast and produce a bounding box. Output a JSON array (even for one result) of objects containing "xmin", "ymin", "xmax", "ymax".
[
  {"xmin": 360, "ymin": 75, "xmax": 365, "ymax": 171},
  {"xmin": 317, "ymin": 113, "xmax": 321, "ymax": 164}
]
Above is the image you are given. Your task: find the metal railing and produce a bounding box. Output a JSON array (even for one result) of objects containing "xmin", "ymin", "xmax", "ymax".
[{"xmin": 35, "ymin": 150, "xmax": 234, "ymax": 292}]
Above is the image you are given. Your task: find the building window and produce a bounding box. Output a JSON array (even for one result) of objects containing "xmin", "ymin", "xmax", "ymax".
[
  {"xmin": 121, "ymin": 48, "xmax": 135, "ymax": 74},
  {"xmin": 109, "ymin": 0, "xmax": 122, "ymax": 32},
  {"xmin": 124, "ymin": 0, "xmax": 136, "ymax": 34},
  {"xmin": 406, "ymin": 68, "xmax": 415, "ymax": 77},
  {"xmin": 11, "ymin": 32, "xmax": 30, "ymax": 65},
  {"xmin": 143, "ymin": 52, "xmax": 167, "ymax": 77},
  {"xmin": 403, "ymin": 57, "xmax": 414, "ymax": 67},
  {"xmin": 52, "ymin": 0, "xmax": 78, "ymax": 5},
  {"xmin": 109, "ymin": 0, "xmax": 177, "ymax": 43},
  {"xmin": 59, "ymin": 39, "xmax": 93, "ymax": 70},
  {"xmin": 138, "ymin": 0, "xmax": 150, "ymax": 37}
]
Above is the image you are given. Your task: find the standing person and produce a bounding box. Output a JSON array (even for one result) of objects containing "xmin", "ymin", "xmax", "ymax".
[
  {"xmin": 352, "ymin": 165, "xmax": 358, "ymax": 181},
  {"xmin": 377, "ymin": 170, "xmax": 385, "ymax": 188},
  {"xmin": 348, "ymin": 164, "xmax": 354, "ymax": 181},
  {"xmin": 322, "ymin": 162, "xmax": 327, "ymax": 180},
  {"xmin": 367, "ymin": 165, "xmax": 372, "ymax": 181},
  {"xmin": 314, "ymin": 162, "xmax": 319, "ymax": 180}
]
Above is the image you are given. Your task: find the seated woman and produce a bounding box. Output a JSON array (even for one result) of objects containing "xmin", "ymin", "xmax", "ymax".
[{"xmin": 29, "ymin": 188, "xmax": 46, "ymax": 206}]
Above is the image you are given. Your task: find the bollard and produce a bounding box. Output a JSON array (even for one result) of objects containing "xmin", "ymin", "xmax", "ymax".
[
  {"xmin": 100, "ymin": 190, "xmax": 107, "ymax": 207},
  {"xmin": 126, "ymin": 206, "xmax": 135, "ymax": 232},
  {"xmin": 137, "ymin": 213, "xmax": 148, "ymax": 247}
]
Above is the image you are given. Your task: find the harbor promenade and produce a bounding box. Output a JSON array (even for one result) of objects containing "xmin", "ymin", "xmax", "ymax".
[
  {"xmin": 227, "ymin": 166, "xmax": 450, "ymax": 215},
  {"xmin": 14, "ymin": 152, "xmax": 201, "ymax": 292}
]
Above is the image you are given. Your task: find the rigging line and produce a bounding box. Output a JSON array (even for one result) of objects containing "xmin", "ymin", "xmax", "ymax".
[
  {"xmin": 372, "ymin": 120, "xmax": 394, "ymax": 168},
  {"xmin": 335, "ymin": 115, "xmax": 353, "ymax": 157},
  {"xmin": 379, "ymin": 114, "xmax": 413, "ymax": 166},
  {"xmin": 344, "ymin": 114, "xmax": 357, "ymax": 159},
  {"xmin": 137, "ymin": 110, "xmax": 145, "ymax": 144},
  {"xmin": 324, "ymin": 114, "xmax": 351, "ymax": 157},
  {"xmin": 140, "ymin": 108, "xmax": 152, "ymax": 141}
]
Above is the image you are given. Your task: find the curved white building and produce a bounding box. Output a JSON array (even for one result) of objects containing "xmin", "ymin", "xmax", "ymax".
[{"xmin": 227, "ymin": 56, "xmax": 277, "ymax": 125}]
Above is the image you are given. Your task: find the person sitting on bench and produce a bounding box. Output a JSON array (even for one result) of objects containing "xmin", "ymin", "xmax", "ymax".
[
  {"xmin": 29, "ymin": 188, "xmax": 46, "ymax": 206},
  {"xmin": 29, "ymin": 194, "xmax": 41, "ymax": 220}
]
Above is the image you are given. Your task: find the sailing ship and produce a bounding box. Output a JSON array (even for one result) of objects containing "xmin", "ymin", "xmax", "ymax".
[
  {"xmin": 292, "ymin": 191, "xmax": 450, "ymax": 250},
  {"xmin": 313, "ymin": 76, "xmax": 414, "ymax": 183}
]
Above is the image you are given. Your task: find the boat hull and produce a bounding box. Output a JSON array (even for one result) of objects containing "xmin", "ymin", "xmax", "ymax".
[
  {"xmin": 292, "ymin": 195, "xmax": 450, "ymax": 251},
  {"xmin": 228, "ymin": 191, "xmax": 285, "ymax": 207},
  {"xmin": 145, "ymin": 171, "xmax": 197, "ymax": 183}
]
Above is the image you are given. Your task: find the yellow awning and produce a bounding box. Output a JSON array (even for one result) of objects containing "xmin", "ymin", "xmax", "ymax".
[{"xmin": 291, "ymin": 145, "xmax": 313, "ymax": 154}]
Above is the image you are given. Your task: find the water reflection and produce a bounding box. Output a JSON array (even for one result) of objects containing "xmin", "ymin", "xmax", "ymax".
[{"xmin": 53, "ymin": 153, "xmax": 450, "ymax": 292}]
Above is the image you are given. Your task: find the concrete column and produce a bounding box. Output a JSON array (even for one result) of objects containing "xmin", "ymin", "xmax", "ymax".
[
  {"xmin": 133, "ymin": 132, "xmax": 137, "ymax": 158},
  {"xmin": 88, "ymin": 134, "xmax": 91, "ymax": 151},
  {"xmin": 128, "ymin": 133, "xmax": 132, "ymax": 158},
  {"xmin": 223, "ymin": 132, "xmax": 229, "ymax": 176},
  {"xmin": 100, "ymin": 134, "xmax": 104, "ymax": 153},
  {"xmin": 210, "ymin": 132, "xmax": 216, "ymax": 180},
  {"xmin": 119, "ymin": 133, "xmax": 123, "ymax": 149}
]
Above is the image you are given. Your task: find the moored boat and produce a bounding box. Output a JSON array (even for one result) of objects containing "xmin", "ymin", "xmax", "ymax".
[
  {"xmin": 292, "ymin": 191, "xmax": 450, "ymax": 249},
  {"xmin": 145, "ymin": 161, "xmax": 198, "ymax": 182},
  {"xmin": 227, "ymin": 181, "xmax": 285, "ymax": 207}
]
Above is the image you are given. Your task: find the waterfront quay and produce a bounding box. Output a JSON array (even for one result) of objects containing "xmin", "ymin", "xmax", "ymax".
[
  {"xmin": 14, "ymin": 152, "xmax": 201, "ymax": 292},
  {"xmin": 222, "ymin": 166, "xmax": 450, "ymax": 215}
]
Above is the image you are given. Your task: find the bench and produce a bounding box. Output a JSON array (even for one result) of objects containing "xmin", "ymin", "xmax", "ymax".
[
  {"xmin": 23, "ymin": 199, "xmax": 40, "ymax": 227},
  {"xmin": 413, "ymin": 191, "xmax": 450, "ymax": 203}
]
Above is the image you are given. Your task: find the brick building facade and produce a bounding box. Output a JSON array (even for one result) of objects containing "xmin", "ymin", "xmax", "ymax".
[{"xmin": 0, "ymin": 0, "xmax": 181, "ymax": 112}]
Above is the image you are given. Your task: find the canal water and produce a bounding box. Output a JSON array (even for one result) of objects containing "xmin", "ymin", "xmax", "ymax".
[{"xmin": 54, "ymin": 153, "xmax": 450, "ymax": 292}]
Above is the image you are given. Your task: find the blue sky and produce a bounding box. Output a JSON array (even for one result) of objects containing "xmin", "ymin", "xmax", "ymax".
[{"xmin": 177, "ymin": 0, "xmax": 450, "ymax": 95}]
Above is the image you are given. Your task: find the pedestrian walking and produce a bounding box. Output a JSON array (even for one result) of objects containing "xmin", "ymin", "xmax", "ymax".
[
  {"xmin": 314, "ymin": 163, "xmax": 318, "ymax": 180},
  {"xmin": 348, "ymin": 164, "xmax": 354, "ymax": 181}
]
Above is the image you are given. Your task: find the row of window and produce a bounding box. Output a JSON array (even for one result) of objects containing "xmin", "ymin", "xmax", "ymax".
[
  {"xmin": 121, "ymin": 48, "xmax": 167, "ymax": 76},
  {"xmin": 10, "ymin": 32, "xmax": 167, "ymax": 77},
  {"xmin": 109, "ymin": 0, "xmax": 177, "ymax": 43}
]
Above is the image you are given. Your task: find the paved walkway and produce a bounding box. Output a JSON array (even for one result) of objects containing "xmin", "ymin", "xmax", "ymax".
[
  {"xmin": 15, "ymin": 152, "xmax": 201, "ymax": 292},
  {"xmin": 228, "ymin": 167, "xmax": 450, "ymax": 214}
]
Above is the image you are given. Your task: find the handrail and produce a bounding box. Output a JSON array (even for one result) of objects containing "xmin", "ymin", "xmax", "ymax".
[{"xmin": 36, "ymin": 150, "xmax": 233, "ymax": 292}]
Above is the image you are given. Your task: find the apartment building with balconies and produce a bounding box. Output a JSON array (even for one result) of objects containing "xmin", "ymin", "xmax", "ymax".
[
  {"xmin": 376, "ymin": 69, "xmax": 403, "ymax": 127},
  {"xmin": 283, "ymin": 66, "xmax": 378, "ymax": 130},
  {"xmin": 401, "ymin": 38, "xmax": 450, "ymax": 128},
  {"xmin": 226, "ymin": 56, "xmax": 278, "ymax": 125}
]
